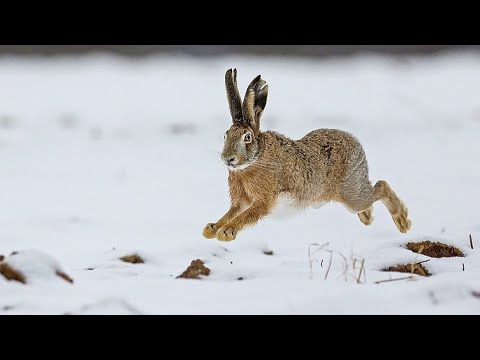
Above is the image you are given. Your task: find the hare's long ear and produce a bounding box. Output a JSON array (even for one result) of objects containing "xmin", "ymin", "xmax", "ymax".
[
  {"xmin": 243, "ymin": 75, "xmax": 268, "ymax": 133},
  {"xmin": 225, "ymin": 69, "xmax": 243, "ymax": 124}
]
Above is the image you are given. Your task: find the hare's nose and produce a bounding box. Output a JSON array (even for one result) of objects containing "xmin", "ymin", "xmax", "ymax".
[{"xmin": 227, "ymin": 157, "xmax": 237, "ymax": 165}]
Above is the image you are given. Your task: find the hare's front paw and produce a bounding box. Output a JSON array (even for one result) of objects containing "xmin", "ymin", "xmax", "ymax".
[
  {"xmin": 203, "ymin": 223, "xmax": 218, "ymax": 239},
  {"xmin": 216, "ymin": 225, "xmax": 238, "ymax": 242}
]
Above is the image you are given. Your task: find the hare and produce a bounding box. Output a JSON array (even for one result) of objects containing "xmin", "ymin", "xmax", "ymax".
[{"xmin": 203, "ymin": 69, "xmax": 411, "ymax": 242}]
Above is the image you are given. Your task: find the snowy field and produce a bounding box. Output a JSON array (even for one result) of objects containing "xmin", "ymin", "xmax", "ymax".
[{"xmin": 1, "ymin": 52, "xmax": 480, "ymax": 314}]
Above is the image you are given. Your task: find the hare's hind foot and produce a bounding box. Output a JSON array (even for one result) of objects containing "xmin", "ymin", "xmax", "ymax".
[
  {"xmin": 392, "ymin": 211, "xmax": 411, "ymax": 233},
  {"xmin": 358, "ymin": 208, "xmax": 374, "ymax": 226},
  {"xmin": 374, "ymin": 180, "xmax": 412, "ymax": 234},
  {"xmin": 203, "ymin": 223, "xmax": 218, "ymax": 239}
]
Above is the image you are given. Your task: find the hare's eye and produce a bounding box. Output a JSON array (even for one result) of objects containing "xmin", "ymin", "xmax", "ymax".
[{"xmin": 244, "ymin": 133, "xmax": 252, "ymax": 143}]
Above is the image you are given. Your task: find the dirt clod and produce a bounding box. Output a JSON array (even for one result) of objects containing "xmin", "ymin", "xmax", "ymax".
[
  {"xmin": 120, "ymin": 254, "xmax": 145, "ymax": 264},
  {"xmin": 177, "ymin": 260, "xmax": 210, "ymax": 279},
  {"xmin": 263, "ymin": 250, "xmax": 274, "ymax": 256},
  {"xmin": 0, "ymin": 263, "xmax": 27, "ymax": 284},
  {"xmin": 406, "ymin": 241, "xmax": 464, "ymax": 258},
  {"xmin": 383, "ymin": 263, "xmax": 430, "ymax": 277}
]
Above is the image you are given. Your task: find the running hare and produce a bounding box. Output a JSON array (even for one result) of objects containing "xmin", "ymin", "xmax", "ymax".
[{"xmin": 203, "ymin": 69, "xmax": 411, "ymax": 242}]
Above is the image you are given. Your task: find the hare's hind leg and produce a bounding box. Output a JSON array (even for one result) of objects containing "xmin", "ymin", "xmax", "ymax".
[
  {"xmin": 372, "ymin": 180, "xmax": 411, "ymax": 233},
  {"xmin": 341, "ymin": 180, "xmax": 411, "ymax": 233}
]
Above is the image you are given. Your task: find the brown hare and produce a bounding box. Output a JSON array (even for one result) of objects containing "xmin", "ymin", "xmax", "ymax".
[{"xmin": 203, "ymin": 69, "xmax": 411, "ymax": 242}]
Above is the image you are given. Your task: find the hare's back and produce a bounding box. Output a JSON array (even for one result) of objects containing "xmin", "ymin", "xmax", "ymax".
[
  {"xmin": 300, "ymin": 129, "xmax": 364, "ymax": 158},
  {"xmin": 299, "ymin": 129, "xmax": 368, "ymax": 184}
]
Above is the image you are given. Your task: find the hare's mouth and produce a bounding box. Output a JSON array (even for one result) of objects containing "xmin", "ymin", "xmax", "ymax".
[{"xmin": 227, "ymin": 162, "xmax": 252, "ymax": 172}]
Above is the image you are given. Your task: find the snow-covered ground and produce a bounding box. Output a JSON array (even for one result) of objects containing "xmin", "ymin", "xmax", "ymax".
[{"xmin": 1, "ymin": 52, "xmax": 480, "ymax": 314}]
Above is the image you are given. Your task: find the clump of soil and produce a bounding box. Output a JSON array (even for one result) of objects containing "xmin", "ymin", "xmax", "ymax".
[
  {"xmin": 56, "ymin": 271, "xmax": 74, "ymax": 284},
  {"xmin": 0, "ymin": 263, "xmax": 27, "ymax": 284},
  {"xmin": 406, "ymin": 241, "xmax": 464, "ymax": 258},
  {"xmin": 177, "ymin": 260, "xmax": 211, "ymax": 279},
  {"xmin": 120, "ymin": 254, "xmax": 145, "ymax": 264},
  {"xmin": 383, "ymin": 263, "xmax": 430, "ymax": 277}
]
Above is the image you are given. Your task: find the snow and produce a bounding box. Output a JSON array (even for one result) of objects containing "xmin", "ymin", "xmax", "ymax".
[
  {"xmin": 1, "ymin": 52, "xmax": 480, "ymax": 314},
  {"xmin": 2, "ymin": 250, "xmax": 71, "ymax": 284}
]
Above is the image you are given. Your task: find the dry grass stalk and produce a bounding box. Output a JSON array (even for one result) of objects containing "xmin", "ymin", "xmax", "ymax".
[
  {"xmin": 374, "ymin": 276, "xmax": 415, "ymax": 285},
  {"xmin": 308, "ymin": 244, "xmax": 367, "ymax": 284},
  {"xmin": 56, "ymin": 271, "xmax": 74, "ymax": 284}
]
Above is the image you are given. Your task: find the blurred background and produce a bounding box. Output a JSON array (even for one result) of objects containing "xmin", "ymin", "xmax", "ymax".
[{"xmin": 1, "ymin": 45, "xmax": 480, "ymax": 57}]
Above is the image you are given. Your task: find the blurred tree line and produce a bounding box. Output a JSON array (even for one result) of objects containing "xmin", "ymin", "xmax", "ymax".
[{"xmin": 0, "ymin": 45, "xmax": 478, "ymax": 57}]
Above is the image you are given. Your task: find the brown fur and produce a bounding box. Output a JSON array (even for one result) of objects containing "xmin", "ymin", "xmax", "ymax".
[{"xmin": 203, "ymin": 69, "xmax": 412, "ymax": 242}]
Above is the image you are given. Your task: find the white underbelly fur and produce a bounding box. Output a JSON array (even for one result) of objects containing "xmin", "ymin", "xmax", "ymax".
[{"xmin": 269, "ymin": 195, "xmax": 328, "ymax": 220}]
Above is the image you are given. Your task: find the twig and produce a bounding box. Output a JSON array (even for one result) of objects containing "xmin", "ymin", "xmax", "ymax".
[
  {"xmin": 374, "ymin": 276, "xmax": 415, "ymax": 285},
  {"xmin": 415, "ymin": 259, "xmax": 431, "ymax": 266},
  {"xmin": 357, "ymin": 259, "xmax": 365, "ymax": 284},
  {"xmin": 470, "ymin": 234, "xmax": 474, "ymax": 249},
  {"xmin": 308, "ymin": 243, "xmax": 319, "ymax": 280},
  {"xmin": 324, "ymin": 251, "xmax": 334, "ymax": 280},
  {"xmin": 308, "ymin": 243, "xmax": 329, "ymax": 280},
  {"xmin": 463, "ymin": 263, "xmax": 465, "ymax": 272},
  {"xmin": 320, "ymin": 259, "xmax": 324, "ymax": 268},
  {"xmin": 337, "ymin": 252, "xmax": 349, "ymax": 282}
]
